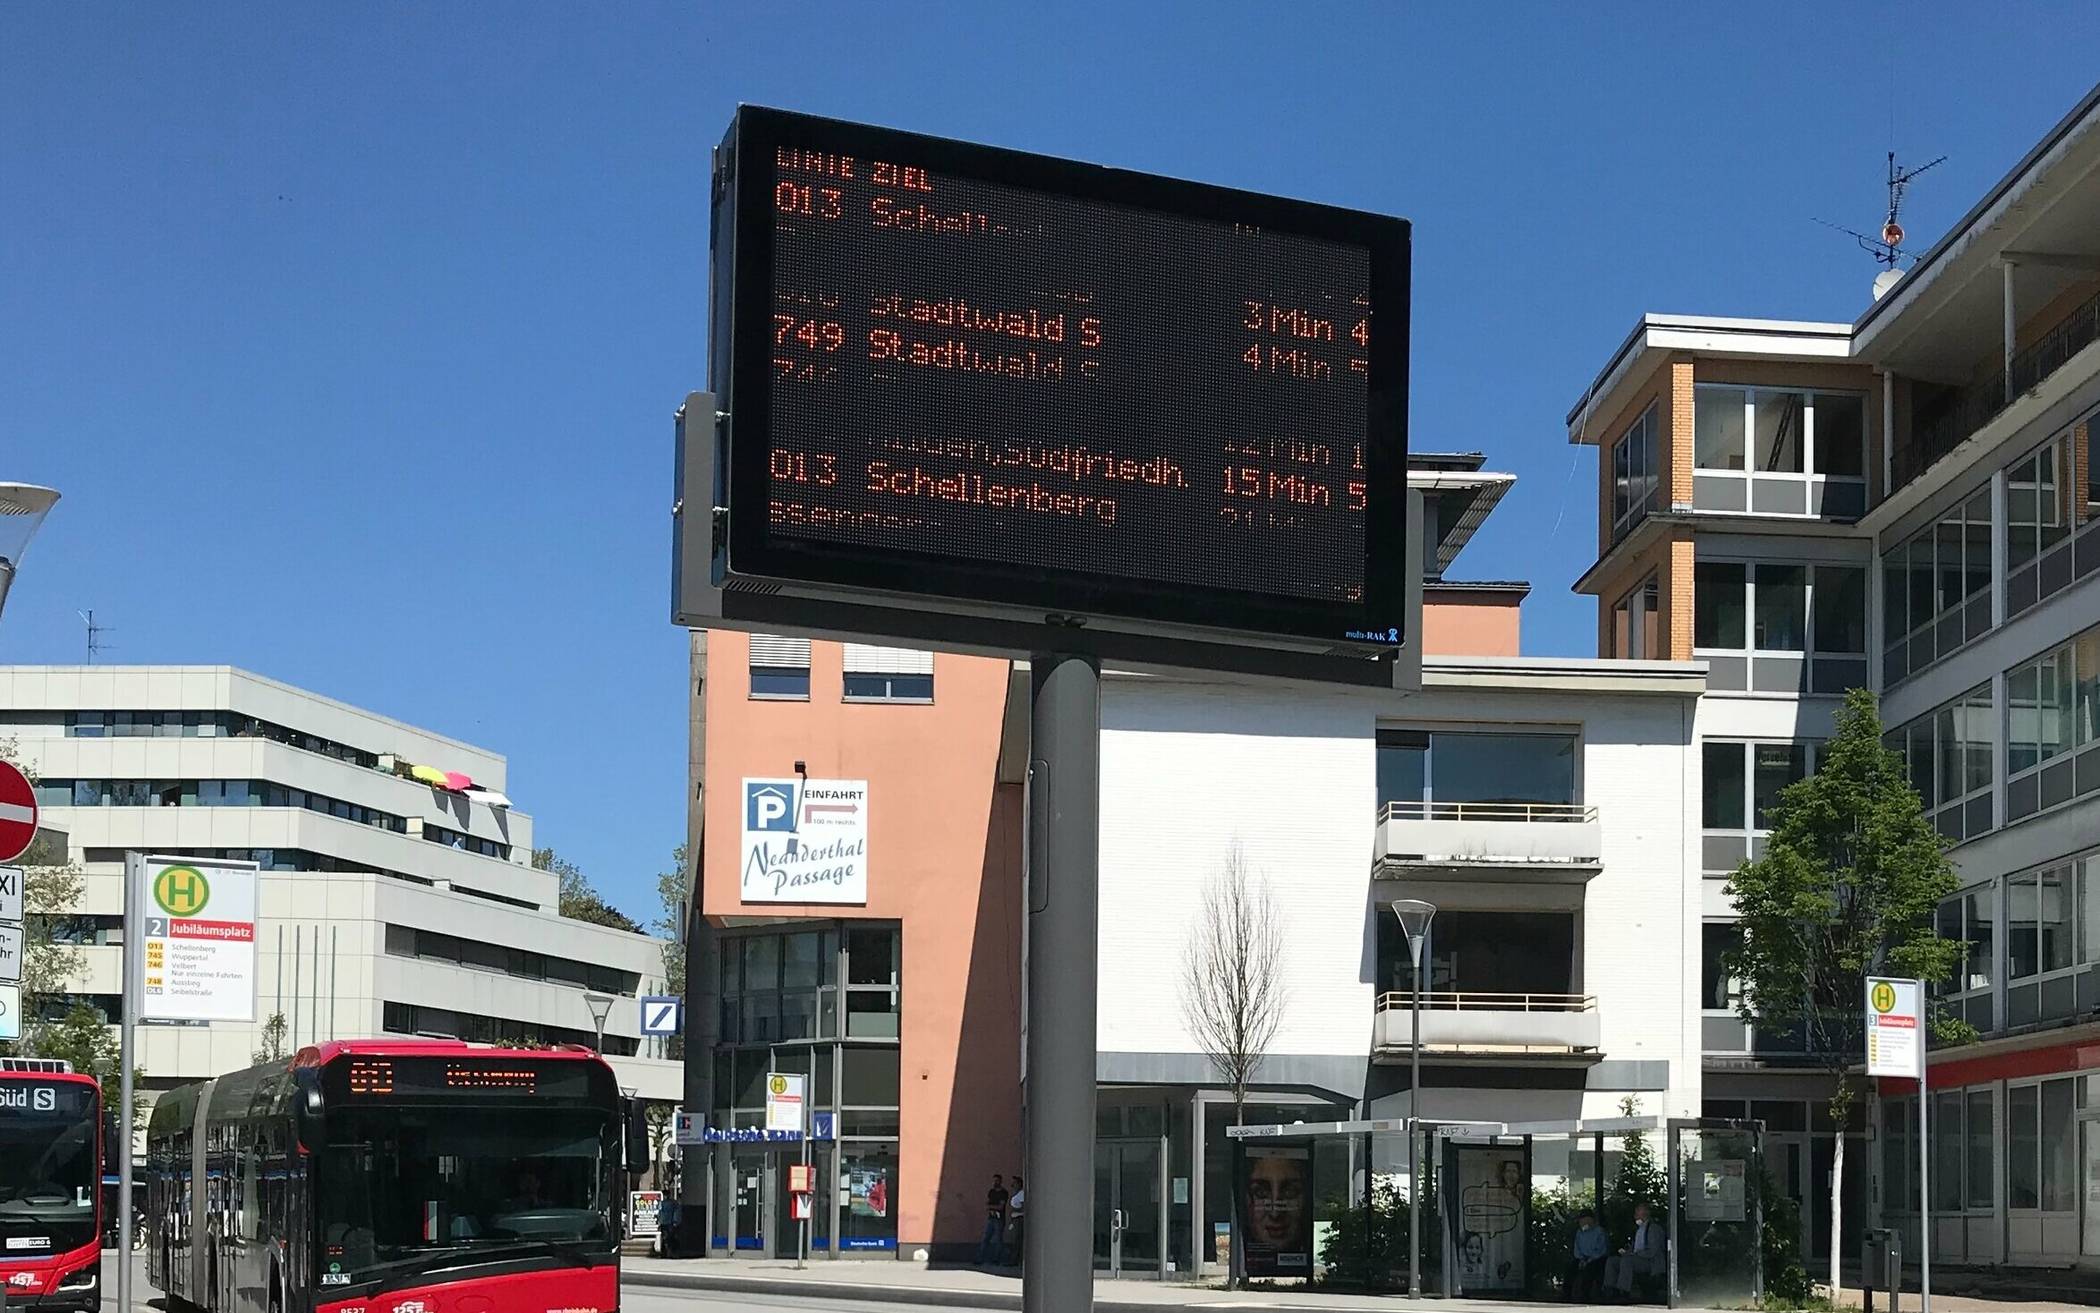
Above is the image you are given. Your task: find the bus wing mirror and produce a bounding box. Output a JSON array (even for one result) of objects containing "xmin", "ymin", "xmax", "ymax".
[{"xmin": 625, "ymin": 1102, "xmax": 651, "ymax": 1173}]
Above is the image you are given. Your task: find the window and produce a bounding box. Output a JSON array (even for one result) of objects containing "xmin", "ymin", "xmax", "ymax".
[
  {"xmin": 2008, "ymin": 865, "xmax": 2075, "ymax": 980},
  {"xmin": 1693, "ymin": 385, "xmax": 1867, "ymax": 516},
  {"xmin": 1936, "ymin": 885, "xmax": 1996, "ymax": 1002},
  {"xmin": 2005, "ymin": 427, "xmax": 2088, "ymax": 620},
  {"xmin": 1751, "ymin": 744, "xmax": 1807, "ymax": 826},
  {"xmin": 1753, "ymin": 390, "xmax": 1804, "ymax": 473},
  {"xmin": 1700, "ymin": 740, "xmax": 1821, "ymax": 876},
  {"xmin": 1695, "ymin": 558, "xmax": 1863, "ymax": 693},
  {"xmin": 749, "ymin": 634, "xmax": 812, "ymax": 699},
  {"xmin": 1694, "ymin": 562, "xmax": 1745, "ymax": 649},
  {"xmin": 1611, "ymin": 575, "xmax": 1660, "ymax": 659},
  {"xmin": 1610, "ymin": 403, "xmax": 1661, "ymax": 541},
  {"xmin": 2005, "ymin": 619, "xmax": 2100, "ymax": 823},
  {"xmin": 1887, "ymin": 682, "xmax": 1994, "ymax": 843},
  {"xmin": 1701, "ymin": 922, "xmax": 1742, "ymax": 1011},
  {"xmin": 842, "ymin": 645, "xmax": 934, "ymax": 702},
  {"xmin": 1813, "ymin": 391, "xmax": 1866, "ymax": 476},
  {"xmin": 1701, "ymin": 742, "xmax": 1746, "ymax": 829},
  {"xmin": 1753, "ymin": 565, "xmax": 1805, "ymax": 650},
  {"xmin": 1882, "ymin": 486, "xmax": 1993, "ymax": 686},
  {"xmin": 1966, "ymin": 1088, "xmax": 1994, "ymax": 1211},
  {"xmin": 1375, "ymin": 729, "xmax": 1577, "ymax": 810},
  {"xmin": 1812, "ymin": 564, "xmax": 1866, "ymax": 655},
  {"xmin": 1695, "ymin": 386, "xmax": 1746, "ymax": 471}
]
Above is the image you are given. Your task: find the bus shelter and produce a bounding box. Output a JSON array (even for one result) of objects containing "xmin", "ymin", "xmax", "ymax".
[{"xmin": 1226, "ymin": 1114, "xmax": 1766, "ymax": 1307}]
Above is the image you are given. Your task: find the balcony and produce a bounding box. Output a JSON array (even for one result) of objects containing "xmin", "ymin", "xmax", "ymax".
[
  {"xmin": 1896, "ymin": 285, "xmax": 2100, "ymax": 493},
  {"xmin": 1372, "ymin": 991, "xmax": 1601, "ymax": 1065},
  {"xmin": 1372, "ymin": 800, "xmax": 1602, "ymax": 878}
]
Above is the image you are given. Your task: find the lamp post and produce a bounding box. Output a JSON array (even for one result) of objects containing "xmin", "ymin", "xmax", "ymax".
[
  {"xmin": 583, "ymin": 990, "xmax": 616, "ymax": 1053},
  {"xmin": 1390, "ymin": 898, "xmax": 1436, "ymax": 1299},
  {"xmin": 0, "ymin": 484, "xmax": 60, "ymax": 624}
]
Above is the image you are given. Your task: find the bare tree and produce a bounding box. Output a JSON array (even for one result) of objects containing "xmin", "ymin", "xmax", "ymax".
[{"xmin": 1179, "ymin": 842, "xmax": 1286, "ymax": 1128}]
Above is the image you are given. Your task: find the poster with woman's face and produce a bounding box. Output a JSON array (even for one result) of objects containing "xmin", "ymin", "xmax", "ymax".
[
  {"xmin": 1455, "ymin": 1146, "xmax": 1527, "ymax": 1293},
  {"xmin": 1242, "ymin": 1147, "xmax": 1311, "ymax": 1277}
]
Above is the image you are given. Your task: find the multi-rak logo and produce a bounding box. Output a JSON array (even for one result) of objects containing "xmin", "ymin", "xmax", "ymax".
[{"xmin": 745, "ymin": 782, "xmax": 797, "ymax": 833}]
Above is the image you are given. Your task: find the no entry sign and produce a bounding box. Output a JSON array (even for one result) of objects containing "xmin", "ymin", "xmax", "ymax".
[{"xmin": 0, "ymin": 761, "xmax": 37, "ymax": 864}]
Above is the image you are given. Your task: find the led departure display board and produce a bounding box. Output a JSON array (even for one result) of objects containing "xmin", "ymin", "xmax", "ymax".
[
  {"xmin": 325, "ymin": 1056, "xmax": 602, "ymax": 1102},
  {"xmin": 710, "ymin": 107, "xmax": 1411, "ymax": 650}
]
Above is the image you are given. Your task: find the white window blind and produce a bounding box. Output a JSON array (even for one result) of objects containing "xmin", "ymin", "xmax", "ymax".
[
  {"xmin": 843, "ymin": 644, "xmax": 934, "ymax": 676},
  {"xmin": 749, "ymin": 634, "xmax": 812, "ymax": 668}
]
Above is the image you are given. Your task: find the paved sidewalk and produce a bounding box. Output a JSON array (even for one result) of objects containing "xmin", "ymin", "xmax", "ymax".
[{"xmin": 623, "ymin": 1256, "xmax": 1735, "ymax": 1311}]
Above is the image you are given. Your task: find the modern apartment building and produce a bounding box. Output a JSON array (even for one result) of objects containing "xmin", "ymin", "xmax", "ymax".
[
  {"xmin": 679, "ymin": 457, "xmax": 1717, "ymax": 1274},
  {"xmin": 0, "ymin": 665, "xmax": 681, "ymax": 1120},
  {"xmin": 1566, "ymin": 82, "xmax": 2100, "ymax": 1271}
]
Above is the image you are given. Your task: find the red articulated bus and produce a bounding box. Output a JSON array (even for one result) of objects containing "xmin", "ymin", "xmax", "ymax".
[
  {"xmin": 147, "ymin": 1040, "xmax": 627, "ymax": 1313},
  {"xmin": 0, "ymin": 1058, "xmax": 103, "ymax": 1312}
]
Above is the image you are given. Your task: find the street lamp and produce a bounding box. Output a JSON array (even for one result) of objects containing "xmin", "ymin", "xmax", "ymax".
[
  {"xmin": 1390, "ymin": 898, "xmax": 1436, "ymax": 1299},
  {"xmin": 0, "ymin": 484, "xmax": 60, "ymax": 624},
  {"xmin": 583, "ymin": 990, "xmax": 616, "ymax": 1053}
]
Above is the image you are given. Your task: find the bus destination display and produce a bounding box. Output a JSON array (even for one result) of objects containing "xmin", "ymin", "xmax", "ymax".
[
  {"xmin": 335, "ymin": 1057, "xmax": 593, "ymax": 1101},
  {"xmin": 719, "ymin": 107, "xmax": 1411, "ymax": 648}
]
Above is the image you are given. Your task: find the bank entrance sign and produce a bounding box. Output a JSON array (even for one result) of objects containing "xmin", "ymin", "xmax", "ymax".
[{"xmin": 131, "ymin": 855, "xmax": 259, "ymax": 1023}]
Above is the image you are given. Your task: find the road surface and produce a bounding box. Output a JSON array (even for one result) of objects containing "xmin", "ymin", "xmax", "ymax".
[{"xmin": 628, "ymin": 1284, "xmax": 981, "ymax": 1312}]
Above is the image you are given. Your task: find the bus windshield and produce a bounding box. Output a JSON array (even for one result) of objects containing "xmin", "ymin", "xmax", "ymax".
[
  {"xmin": 0, "ymin": 1083, "xmax": 98, "ymax": 1255},
  {"xmin": 315, "ymin": 1105, "xmax": 613, "ymax": 1282}
]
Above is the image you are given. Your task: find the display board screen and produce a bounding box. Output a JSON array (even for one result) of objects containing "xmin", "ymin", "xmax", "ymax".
[
  {"xmin": 324, "ymin": 1056, "xmax": 604, "ymax": 1103},
  {"xmin": 717, "ymin": 107, "xmax": 1410, "ymax": 647}
]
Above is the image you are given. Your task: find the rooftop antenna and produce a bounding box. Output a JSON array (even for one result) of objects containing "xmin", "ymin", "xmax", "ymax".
[
  {"xmin": 78, "ymin": 609, "xmax": 110, "ymax": 664},
  {"xmin": 1815, "ymin": 150, "xmax": 1947, "ymax": 298}
]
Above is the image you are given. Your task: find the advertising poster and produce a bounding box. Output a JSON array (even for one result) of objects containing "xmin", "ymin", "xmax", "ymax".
[
  {"xmin": 1454, "ymin": 1146, "xmax": 1527, "ymax": 1293},
  {"xmin": 1685, "ymin": 1159, "xmax": 1747, "ymax": 1222},
  {"xmin": 849, "ymin": 1167, "xmax": 888, "ymax": 1218},
  {"xmin": 628, "ymin": 1190, "xmax": 662, "ymax": 1237},
  {"xmin": 740, "ymin": 778, "xmax": 869, "ymax": 904},
  {"xmin": 1242, "ymin": 1146, "xmax": 1312, "ymax": 1278}
]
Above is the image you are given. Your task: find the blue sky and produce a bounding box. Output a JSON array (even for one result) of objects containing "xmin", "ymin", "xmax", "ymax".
[{"xmin": 3, "ymin": 5, "xmax": 2096, "ymax": 919}]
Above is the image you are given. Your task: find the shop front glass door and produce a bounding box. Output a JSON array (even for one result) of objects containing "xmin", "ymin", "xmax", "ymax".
[
  {"xmin": 1093, "ymin": 1140, "xmax": 1162, "ymax": 1276},
  {"xmin": 733, "ymin": 1151, "xmax": 767, "ymax": 1252}
]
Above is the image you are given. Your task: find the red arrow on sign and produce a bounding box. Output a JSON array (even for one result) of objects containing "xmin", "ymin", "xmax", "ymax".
[
  {"xmin": 0, "ymin": 761, "xmax": 37, "ymax": 864},
  {"xmin": 804, "ymin": 802, "xmax": 859, "ymax": 818}
]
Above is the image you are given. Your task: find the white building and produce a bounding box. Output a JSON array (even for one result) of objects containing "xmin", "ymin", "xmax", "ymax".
[
  {"xmin": 1088, "ymin": 464, "xmax": 1709, "ymax": 1277},
  {"xmin": 0, "ymin": 665, "xmax": 680, "ymax": 1108}
]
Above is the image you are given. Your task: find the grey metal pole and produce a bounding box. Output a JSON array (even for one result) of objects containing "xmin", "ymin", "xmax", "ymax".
[
  {"xmin": 1918, "ymin": 1084, "xmax": 1931, "ymax": 1313},
  {"xmin": 118, "ymin": 854, "xmax": 139, "ymax": 1313},
  {"xmin": 1409, "ymin": 964, "xmax": 1422, "ymax": 1296},
  {"xmin": 1023, "ymin": 653, "xmax": 1099, "ymax": 1313}
]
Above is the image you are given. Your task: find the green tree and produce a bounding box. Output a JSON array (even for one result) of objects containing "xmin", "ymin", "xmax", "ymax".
[
  {"xmin": 1725, "ymin": 688, "xmax": 1971, "ymax": 1296},
  {"xmin": 533, "ymin": 847, "xmax": 643, "ymax": 933},
  {"xmin": 654, "ymin": 844, "xmax": 688, "ymax": 1060},
  {"xmin": 1605, "ymin": 1096, "xmax": 1666, "ymax": 1237},
  {"xmin": 252, "ymin": 1011, "xmax": 290, "ymax": 1065},
  {"xmin": 32, "ymin": 1003, "xmax": 147, "ymax": 1123}
]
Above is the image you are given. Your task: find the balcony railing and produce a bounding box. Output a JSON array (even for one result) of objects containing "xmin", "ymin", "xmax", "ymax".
[
  {"xmin": 1372, "ymin": 990, "xmax": 1601, "ymax": 1059},
  {"xmin": 1377, "ymin": 800, "xmax": 1596, "ymax": 824},
  {"xmin": 1373, "ymin": 800, "xmax": 1603, "ymax": 869},
  {"xmin": 1897, "ymin": 285, "xmax": 2100, "ymax": 493},
  {"xmin": 1375, "ymin": 990, "xmax": 1595, "ymax": 1012}
]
